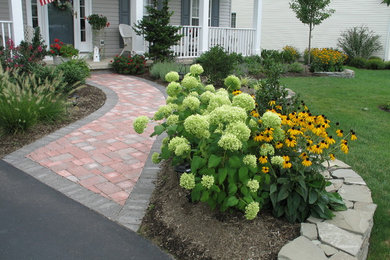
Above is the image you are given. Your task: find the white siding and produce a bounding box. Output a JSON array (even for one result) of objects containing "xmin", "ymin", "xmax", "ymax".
[
  {"xmin": 169, "ymin": 0, "xmax": 181, "ymax": 25},
  {"xmin": 231, "ymin": 0, "xmax": 390, "ymax": 59},
  {"xmin": 231, "ymin": 0, "xmax": 253, "ymax": 28},
  {"xmin": 219, "ymin": 0, "xmax": 231, "ymax": 27},
  {"xmin": 93, "ymin": 0, "xmax": 121, "ymax": 57},
  {"xmin": 0, "ymin": 0, "xmax": 10, "ymax": 20}
]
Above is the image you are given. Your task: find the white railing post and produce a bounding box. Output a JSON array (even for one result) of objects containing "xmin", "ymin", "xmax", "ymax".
[
  {"xmin": 253, "ymin": 0, "xmax": 263, "ymax": 55},
  {"xmin": 199, "ymin": 0, "xmax": 209, "ymax": 54},
  {"xmin": 131, "ymin": 0, "xmax": 145, "ymax": 55},
  {"xmin": 9, "ymin": 0, "xmax": 24, "ymax": 45}
]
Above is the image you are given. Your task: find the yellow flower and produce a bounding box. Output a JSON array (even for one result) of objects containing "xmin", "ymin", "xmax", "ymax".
[
  {"xmin": 262, "ymin": 166, "xmax": 269, "ymax": 173},
  {"xmin": 350, "ymin": 131, "xmax": 357, "ymax": 141},
  {"xmin": 311, "ymin": 144, "xmax": 323, "ymax": 154},
  {"xmin": 325, "ymin": 136, "xmax": 336, "ymax": 145},
  {"xmin": 259, "ymin": 156, "xmax": 268, "ymax": 164},
  {"xmin": 341, "ymin": 140, "xmax": 349, "ymax": 154},
  {"xmin": 336, "ymin": 129, "xmax": 343, "ymax": 137},
  {"xmin": 275, "ymin": 141, "xmax": 284, "ymax": 149},
  {"xmin": 285, "ymin": 137, "xmax": 297, "ymax": 147},
  {"xmin": 269, "ymin": 100, "xmax": 276, "ymax": 106},
  {"xmin": 254, "ymin": 133, "xmax": 264, "ymax": 142},
  {"xmin": 232, "ymin": 90, "xmax": 242, "ymax": 96},
  {"xmin": 275, "ymin": 105, "xmax": 282, "ymax": 110},
  {"xmin": 329, "ymin": 153, "xmax": 336, "ymax": 161},
  {"xmin": 250, "ymin": 110, "xmax": 260, "ymax": 118},
  {"xmin": 302, "ymin": 158, "xmax": 312, "ymax": 167}
]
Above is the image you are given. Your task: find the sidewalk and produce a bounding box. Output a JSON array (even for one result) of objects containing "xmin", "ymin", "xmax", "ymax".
[{"xmin": 2, "ymin": 72, "xmax": 168, "ymax": 242}]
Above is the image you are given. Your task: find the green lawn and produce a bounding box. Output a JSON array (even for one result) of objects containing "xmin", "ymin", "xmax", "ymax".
[{"xmin": 281, "ymin": 68, "xmax": 390, "ymax": 260}]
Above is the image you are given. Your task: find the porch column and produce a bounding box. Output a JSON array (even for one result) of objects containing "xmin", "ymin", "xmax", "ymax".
[
  {"xmin": 131, "ymin": 0, "xmax": 145, "ymax": 54},
  {"xmin": 253, "ymin": 0, "xmax": 263, "ymax": 55},
  {"xmin": 199, "ymin": 0, "xmax": 209, "ymax": 54},
  {"xmin": 385, "ymin": 22, "xmax": 390, "ymax": 61},
  {"xmin": 9, "ymin": 0, "xmax": 24, "ymax": 45}
]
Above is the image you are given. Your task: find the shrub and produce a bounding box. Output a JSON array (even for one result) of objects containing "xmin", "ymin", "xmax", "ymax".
[
  {"xmin": 368, "ymin": 56, "xmax": 382, "ymax": 60},
  {"xmin": 134, "ymin": 64, "xmax": 351, "ymax": 222},
  {"xmin": 0, "ymin": 67, "xmax": 67, "ymax": 134},
  {"xmin": 337, "ymin": 26, "xmax": 382, "ymax": 60},
  {"xmin": 365, "ymin": 59, "xmax": 386, "ymax": 70},
  {"xmin": 55, "ymin": 59, "xmax": 90, "ymax": 92},
  {"xmin": 196, "ymin": 46, "xmax": 236, "ymax": 86},
  {"xmin": 261, "ymin": 49, "xmax": 283, "ymax": 63},
  {"xmin": 0, "ymin": 27, "xmax": 46, "ymax": 73},
  {"xmin": 287, "ymin": 62, "xmax": 304, "ymax": 73},
  {"xmin": 282, "ymin": 46, "xmax": 301, "ymax": 64},
  {"xmin": 310, "ymin": 48, "xmax": 347, "ymax": 72},
  {"xmin": 150, "ymin": 61, "xmax": 189, "ymax": 81},
  {"xmin": 242, "ymin": 55, "xmax": 263, "ymax": 76},
  {"xmin": 348, "ymin": 57, "xmax": 367, "ymax": 68},
  {"xmin": 110, "ymin": 54, "xmax": 146, "ymax": 75},
  {"xmin": 385, "ymin": 61, "xmax": 390, "ymax": 70}
]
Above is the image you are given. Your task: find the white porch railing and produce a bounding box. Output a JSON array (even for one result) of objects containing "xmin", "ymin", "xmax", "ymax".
[
  {"xmin": 0, "ymin": 21, "xmax": 13, "ymax": 48},
  {"xmin": 171, "ymin": 26, "xmax": 201, "ymax": 58},
  {"xmin": 208, "ymin": 27, "xmax": 256, "ymax": 56}
]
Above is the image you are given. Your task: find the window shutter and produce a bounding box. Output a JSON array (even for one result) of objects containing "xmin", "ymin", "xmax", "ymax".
[
  {"xmin": 211, "ymin": 0, "xmax": 219, "ymax": 27},
  {"xmin": 157, "ymin": 0, "xmax": 164, "ymax": 10},
  {"xmin": 119, "ymin": 0, "xmax": 130, "ymax": 48},
  {"xmin": 181, "ymin": 0, "xmax": 190, "ymax": 25}
]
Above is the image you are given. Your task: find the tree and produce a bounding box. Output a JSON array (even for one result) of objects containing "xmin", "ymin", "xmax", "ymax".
[
  {"xmin": 383, "ymin": 0, "xmax": 390, "ymax": 6},
  {"xmin": 133, "ymin": 0, "xmax": 183, "ymax": 61},
  {"xmin": 290, "ymin": 0, "xmax": 335, "ymax": 64}
]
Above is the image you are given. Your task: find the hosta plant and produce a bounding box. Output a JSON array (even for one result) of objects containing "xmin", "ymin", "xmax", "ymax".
[{"xmin": 133, "ymin": 64, "xmax": 354, "ymax": 222}]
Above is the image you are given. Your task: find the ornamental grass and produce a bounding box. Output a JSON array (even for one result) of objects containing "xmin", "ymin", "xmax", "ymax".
[{"xmin": 133, "ymin": 64, "xmax": 356, "ymax": 222}]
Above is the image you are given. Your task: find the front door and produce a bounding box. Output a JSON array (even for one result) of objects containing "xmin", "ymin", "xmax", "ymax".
[{"xmin": 37, "ymin": 0, "xmax": 91, "ymax": 52}]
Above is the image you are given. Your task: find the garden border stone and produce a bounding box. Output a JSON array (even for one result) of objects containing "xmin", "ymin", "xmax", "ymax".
[
  {"xmin": 313, "ymin": 69, "xmax": 355, "ymax": 78},
  {"xmin": 278, "ymin": 160, "xmax": 376, "ymax": 260}
]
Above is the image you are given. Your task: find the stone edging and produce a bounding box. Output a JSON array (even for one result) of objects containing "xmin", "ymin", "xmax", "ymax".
[
  {"xmin": 3, "ymin": 73, "xmax": 167, "ymax": 233},
  {"xmin": 313, "ymin": 69, "xmax": 355, "ymax": 78},
  {"xmin": 278, "ymin": 160, "xmax": 376, "ymax": 260}
]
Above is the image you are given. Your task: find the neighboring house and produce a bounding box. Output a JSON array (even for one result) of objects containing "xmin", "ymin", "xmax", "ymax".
[
  {"xmin": 0, "ymin": 0, "xmax": 263, "ymax": 58},
  {"xmin": 231, "ymin": 0, "xmax": 390, "ymax": 60}
]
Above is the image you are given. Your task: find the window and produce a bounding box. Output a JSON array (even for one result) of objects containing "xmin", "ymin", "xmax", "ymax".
[
  {"xmin": 31, "ymin": 0, "xmax": 39, "ymax": 28},
  {"xmin": 191, "ymin": 0, "xmax": 199, "ymax": 26},
  {"xmin": 231, "ymin": 12, "xmax": 236, "ymax": 28},
  {"xmin": 79, "ymin": 0, "xmax": 86, "ymax": 41}
]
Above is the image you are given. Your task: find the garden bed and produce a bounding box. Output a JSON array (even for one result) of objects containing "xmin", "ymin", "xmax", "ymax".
[
  {"xmin": 139, "ymin": 161, "xmax": 300, "ymax": 260},
  {"xmin": 0, "ymin": 84, "xmax": 106, "ymax": 158}
]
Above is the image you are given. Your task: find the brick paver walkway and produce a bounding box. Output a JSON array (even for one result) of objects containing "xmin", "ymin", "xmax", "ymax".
[{"xmin": 27, "ymin": 74, "xmax": 165, "ymax": 205}]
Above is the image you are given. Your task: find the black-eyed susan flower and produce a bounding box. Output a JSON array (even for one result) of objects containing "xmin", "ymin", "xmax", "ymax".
[
  {"xmin": 302, "ymin": 158, "xmax": 312, "ymax": 167},
  {"xmin": 263, "ymin": 133, "xmax": 273, "ymax": 142},
  {"xmin": 285, "ymin": 137, "xmax": 297, "ymax": 147},
  {"xmin": 329, "ymin": 153, "xmax": 336, "ymax": 161},
  {"xmin": 299, "ymin": 152, "xmax": 308, "ymax": 159},
  {"xmin": 232, "ymin": 90, "xmax": 242, "ymax": 96},
  {"xmin": 269, "ymin": 100, "xmax": 276, "ymax": 106},
  {"xmin": 336, "ymin": 129, "xmax": 344, "ymax": 137},
  {"xmin": 311, "ymin": 144, "xmax": 323, "ymax": 154},
  {"xmin": 350, "ymin": 131, "xmax": 357, "ymax": 141},
  {"xmin": 275, "ymin": 105, "xmax": 282, "ymax": 110},
  {"xmin": 250, "ymin": 110, "xmax": 260, "ymax": 118},
  {"xmin": 259, "ymin": 156, "xmax": 268, "ymax": 164},
  {"xmin": 262, "ymin": 166, "xmax": 270, "ymax": 173},
  {"xmin": 319, "ymin": 140, "xmax": 329, "ymax": 149},
  {"xmin": 341, "ymin": 140, "xmax": 349, "ymax": 154},
  {"xmin": 254, "ymin": 133, "xmax": 263, "ymax": 142},
  {"xmin": 325, "ymin": 136, "xmax": 336, "ymax": 145},
  {"xmin": 275, "ymin": 141, "xmax": 284, "ymax": 149}
]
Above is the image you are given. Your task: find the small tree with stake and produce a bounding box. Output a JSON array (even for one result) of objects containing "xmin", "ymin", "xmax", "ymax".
[
  {"xmin": 133, "ymin": 0, "xmax": 182, "ymax": 61},
  {"xmin": 290, "ymin": 0, "xmax": 335, "ymax": 65}
]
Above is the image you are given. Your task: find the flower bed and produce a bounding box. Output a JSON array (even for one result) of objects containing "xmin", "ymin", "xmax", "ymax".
[{"xmin": 133, "ymin": 64, "xmax": 357, "ymax": 223}]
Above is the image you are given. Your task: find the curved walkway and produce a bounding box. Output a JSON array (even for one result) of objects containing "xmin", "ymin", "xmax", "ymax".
[{"xmin": 3, "ymin": 72, "xmax": 167, "ymax": 231}]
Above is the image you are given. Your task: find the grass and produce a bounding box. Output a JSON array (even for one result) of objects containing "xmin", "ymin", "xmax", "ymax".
[{"xmin": 281, "ymin": 68, "xmax": 390, "ymax": 260}]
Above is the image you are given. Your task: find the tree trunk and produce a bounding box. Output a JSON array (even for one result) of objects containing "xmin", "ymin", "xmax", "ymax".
[{"xmin": 308, "ymin": 23, "xmax": 312, "ymax": 65}]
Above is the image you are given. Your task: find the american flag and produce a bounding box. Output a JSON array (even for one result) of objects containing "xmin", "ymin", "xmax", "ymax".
[{"xmin": 39, "ymin": 0, "xmax": 55, "ymax": 6}]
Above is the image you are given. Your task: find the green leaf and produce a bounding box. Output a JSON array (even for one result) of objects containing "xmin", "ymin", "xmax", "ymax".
[
  {"xmin": 277, "ymin": 184, "xmax": 289, "ymax": 202},
  {"xmin": 238, "ymin": 167, "xmax": 249, "ymax": 183},
  {"xmin": 287, "ymin": 192, "xmax": 301, "ymax": 216},
  {"xmin": 200, "ymin": 190, "xmax": 210, "ymax": 202},
  {"xmin": 226, "ymin": 196, "xmax": 239, "ymax": 207},
  {"xmin": 240, "ymin": 185, "xmax": 249, "ymax": 196},
  {"xmin": 191, "ymin": 184, "xmax": 202, "ymax": 201},
  {"xmin": 207, "ymin": 197, "xmax": 217, "ymax": 209},
  {"xmin": 166, "ymin": 125, "xmax": 177, "ymax": 135},
  {"xmin": 270, "ymin": 183, "xmax": 277, "ymax": 194},
  {"xmin": 228, "ymin": 156, "xmax": 241, "ymax": 168},
  {"xmin": 160, "ymin": 145, "xmax": 170, "ymax": 159},
  {"xmin": 191, "ymin": 156, "xmax": 206, "ymax": 172},
  {"xmin": 264, "ymin": 174, "xmax": 270, "ymax": 185},
  {"xmin": 154, "ymin": 125, "xmax": 165, "ymax": 135},
  {"xmin": 208, "ymin": 154, "xmax": 222, "ymax": 168},
  {"xmin": 243, "ymin": 196, "xmax": 254, "ymax": 204},
  {"xmin": 218, "ymin": 168, "xmax": 228, "ymax": 184},
  {"xmin": 217, "ymin": 191, "xmax": 226, "ymax": 204},
  {"xmin": 309, "ymin": 189, "xmax": 318, "ymax": 204},
  {"xmin": 228, "ymin": 183, "xmax": 238, "ymax": 195}
]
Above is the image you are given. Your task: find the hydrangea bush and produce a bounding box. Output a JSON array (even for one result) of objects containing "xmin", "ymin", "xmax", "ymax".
[{"xmin": 133, "ymin": 64, "xmax": 355, "ymax": 222}]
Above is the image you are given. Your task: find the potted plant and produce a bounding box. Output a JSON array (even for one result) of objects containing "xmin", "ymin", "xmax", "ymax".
[
  {"xmin": 87, "ymin": 14, "xmax": 110, "ymax": 60},
  {"xmin": 49, "ymin": 38, "xmax": 79, "ymax": 65}
]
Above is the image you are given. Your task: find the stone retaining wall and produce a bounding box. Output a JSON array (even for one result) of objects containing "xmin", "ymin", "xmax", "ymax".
[
  {"xmin": 278, "ymin": 160, "xmax": 376, "ymax": 260},
  {"xmin": 313, "ymin": 69, "xmax": 355, "ymax": 78}
]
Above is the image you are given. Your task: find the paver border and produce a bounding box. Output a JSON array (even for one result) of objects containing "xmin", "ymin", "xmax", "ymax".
[{"xmin": 3, "ymin": 72, "xmax": 167, "ymax": 232}]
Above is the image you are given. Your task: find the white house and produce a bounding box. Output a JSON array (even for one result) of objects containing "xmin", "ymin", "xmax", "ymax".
[
  {"xmin": 0, "ymin": 0, "xmax": 263, "ymax": 58},
  {"xmin": 231, "ymin": 0, "xmax": 390, "ymax": 60}
]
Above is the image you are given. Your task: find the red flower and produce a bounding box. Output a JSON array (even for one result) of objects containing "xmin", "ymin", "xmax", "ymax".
[
  {"xmin": 60, "ymin": 41, "xmax": 64, "ymax": 45},
  {"xmin": 106, "ymin": 22, "xmax": 110, "ymax": 27},
  {"xmin": 54, "ymin": 38, "xmax": 59, "ymax": 43}
]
